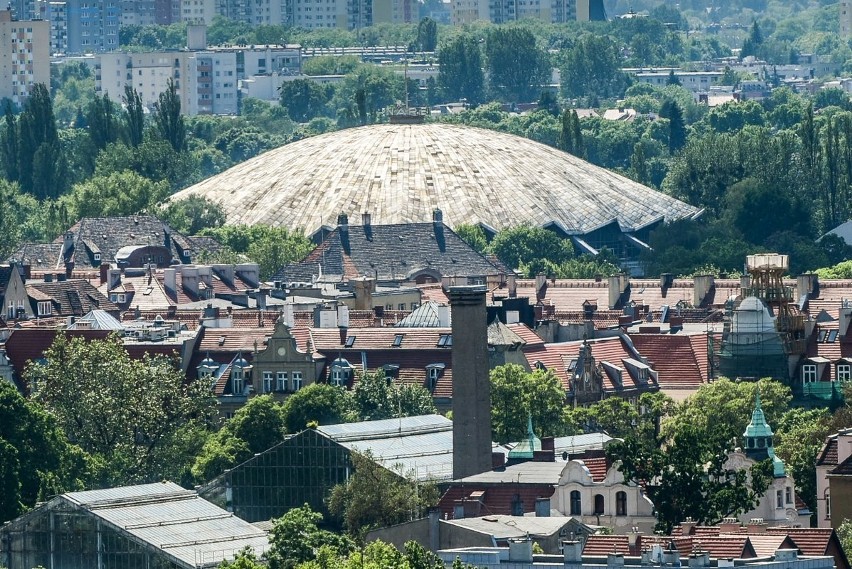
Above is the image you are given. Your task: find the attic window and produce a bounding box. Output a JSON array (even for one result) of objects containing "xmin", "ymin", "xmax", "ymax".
[
  {"xmin": 534, "ymin": 361, "xmax": 546, "ymax": 371},
  {"xmin": 828, "ymin": 330, "xmax": 838, "ymax": 343},
  {"xmin": 567, "ymin": 359, "xmax": 577, "ymax": 371},
  {"xmin": 437, "ymin": 334, "xmax": 452, "ymax": 348},
  {"xmin": 818, "ymin": 329, "xmax": 828, "ymax": 343},
  {"xmin": 218, "ymin": 336, "xmax": 226, "ymax": 346},
  {"xmin": 93, "ymin": 253, "xmax": 101, "ymax": 262},
  {"xmin": 392, "ymin": 334, "xmax": 403, "ymax": 347},
  {"xmin": 344, "ymin": 335, "xmax": 356, "ymax": 348}
]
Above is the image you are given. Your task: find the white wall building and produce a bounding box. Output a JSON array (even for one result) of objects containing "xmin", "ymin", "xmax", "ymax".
[{"xmin": 0, "ymin": 8, "xmax": 51, "ymax": 107}]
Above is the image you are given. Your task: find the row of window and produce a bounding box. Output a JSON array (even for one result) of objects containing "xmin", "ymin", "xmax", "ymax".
[
  {"xmin": 776, "ymin": 487, "xmax": 794, "ymax": 509},
  {"xmin": 256, "ymin": 371, "xmax": 304, "ymax": 394},
  {"xmin": 802, "ymin": 363, "xmax": 851, "ymax": 382},
  {"xmin": 568, "ymin": 491, "xmax": 629, "ymax": 516}
]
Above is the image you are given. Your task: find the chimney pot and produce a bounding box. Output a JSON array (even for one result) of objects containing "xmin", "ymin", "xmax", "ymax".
[
  {"xmin": 432, "ymin": 208, "xmax": 443, "ymax": 224},
  {"xmin": 361, "ymin": 212, "xmax": 371, "ymax": 226}
]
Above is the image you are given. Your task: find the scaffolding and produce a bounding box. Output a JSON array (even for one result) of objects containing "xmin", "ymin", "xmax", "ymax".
[{"xmin": 710, "ymin": 254, "xmax": 805, "ymax": 382}]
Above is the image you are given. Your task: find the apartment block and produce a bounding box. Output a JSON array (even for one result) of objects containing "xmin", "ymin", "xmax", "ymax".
[
  {"xmin": 842, "ymin": 0, "xmax": 852, "ymax": 40},
  {"xmin": 120, "ymin": 0, "xmax": 156, "ymax": 26},
  {"xmin": 35, "ymin": 0, "xmax": 67, "ymax": 54},
  {"xmin": 66, "ymin": 0, "xmax": 120, "ymax": 53},
  {"xmin": 452, "ymin": 0, "xmax": 574, "ymax": 25},
  {"xmin": 0, "ymin": 8, "xmax": 51, "ymax": 107},
  {"xmin": 181, "ymin": 0, "xmax": 216, "ymax": 23},
  {"xmin": 96, "ymin": 50, "xmax": 238, "ymax": 116}
]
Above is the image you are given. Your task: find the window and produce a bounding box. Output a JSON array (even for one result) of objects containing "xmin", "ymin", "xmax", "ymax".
[
  {"xmin": 802, "ymin": 364, "xmax": 817, "ymax": 383},
  {"xmin": 570, "ymin": 491, "xmax": 581, "ymax": 515},
  {"xmin": 776, "ymin": 490, "xmax": 784, "ymax": 509},
  {"xmin": 398, "ymin": 303, "xmax": 406, "ymax": 311},
  {"xmin": 263, "ymin": 371, "xmax": 273, "ymax": 393},
  {"xmin": 37, "ymin": 301, "xmax": 51, "ymax": 316},
  {"xmin": 437, "ymin": 334, "xmax": 452, "ymax": 347},
  {"xmin": 785, "ymin": 487, "xmax": 792, "ymax": 505},
  {"xmin": 7, "ymin": 301, "xmax": 14, "ymax": 319},
  {"xmin": 93, "ymin": 252, "xmax": 101, "ymax": 262},
  {"xmin": 594, "ymin": 494, "xmax": 605, "ymax": 515},
  {"xmin": 344, "ymin": 335, "xmax": 356, "ymax": 348},
  {"xmin": 331, "ymin": 367, "xmax": 347, "ymax": 387},
  {"xmin": 616, "ymin": 491, "xmax": 627, "ymax": 516},
  {"xmin": 276, "ymin": 371, "xmax": 288, "ymax": 392},
  {"xmin": 825, "ymin": 489, "xmax": 831, "ymax": 519},
  {"xmin": 393, "ymin": 334, "xmax": 403, "ymax": 347},
  {"xmin": 232, "ymin": 369, "xmax": 244, "ymax": 395},
  {"xmin": 292, "ymin": 371, "xmax": 303, "ymax": 391},
  {"xmin": 838, "ymin": 364, "xmax": 851, "ymax": 382},
  {"xmin": 385, "ymin": 303, "xmax": 392, "ymax": 310}
]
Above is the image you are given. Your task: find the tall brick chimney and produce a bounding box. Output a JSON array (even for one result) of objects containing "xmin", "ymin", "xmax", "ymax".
[{"xmin": 450, "ymin": 285, "xmax": 492, "ymax": 480}]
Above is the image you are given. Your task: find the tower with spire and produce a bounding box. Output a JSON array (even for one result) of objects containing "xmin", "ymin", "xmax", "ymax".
[{"xmin": 742, "ymin": 390, "xmax": 786, "ymax": 477}]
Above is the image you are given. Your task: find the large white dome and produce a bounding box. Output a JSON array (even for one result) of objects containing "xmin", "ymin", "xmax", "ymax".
[{"xmin": 172, "ymin": 123, "xmax": 699, "ymax": 237}]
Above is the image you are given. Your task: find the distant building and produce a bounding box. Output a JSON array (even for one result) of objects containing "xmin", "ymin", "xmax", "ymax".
[
  {"xmin": 842, "ymin": 0, "xmax": 852, "ymax": 40},
  {"xmin": 0, "ymin": 8, "xmax": 50, "ymax": 107},
  {"xmin": 66, "ymin": 0, "xmax": 120, "ymax": 53},
  {"xmin": 452, "ymin": 0, "xmax": 576, "ymax": 25},
  {"xmin": 35, "ymin": 0, "xmax": 67, "ymax": 54},
  {"xmin": 816, "ymin": 428, "xmax": 852, "ymax": 528}
]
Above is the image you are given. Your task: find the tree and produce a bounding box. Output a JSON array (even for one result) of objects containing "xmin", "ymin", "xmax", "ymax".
[
  {"xmin": 327, "ymin": 451, "xmax": 439, "ymax": 540},
  {"xmin": 161, "ymin": 195, "xmax": 227, "ymax": 234},
  {"xmin": 838, "ymin": 519, "xmax": 852, "ymax": 559},
  {"xmin": 490, "ymin": 225, "xmax": 573, "ymax": 274},
  {"xmin": 416, "ymin": 17, "xmax": 437, "ymax": 52},
  {"xmin": 490, "ymin": 364, "xmax": 566, "ymax": 444},
  {"xmin": 610, "ymin": 425, "xmax": 772, "ymax": 533},
  {"xmin": 267, "ymin": 504, "xmax": 354, "ymax": 569},
  {"xmin": 66, "ymin": 171, "xmax": 171, "ymax": 219},
  {"xmin": 485, "ymin": 27, "xmax": 550, "ymax": 102},
  {"xmin": 153, "ymin": 78, "xmax": 186, "ymax": 152},
  {"xmin": 282, "ymin": 383, "xmax": 351, "ymax": 433},
  {"xmin": 27, "ymin": 333, "xmax": 215, "ymax": 486},
  {"xmin": 201, "ymin": 224, "xmax": 314, "ymax": 280},
  {"xmin": 773, "ymin": 407, "xmax": 832, "ymax": 515},
  {"xmin": 17, "ymin": 83, "xmax": 62, "ymax": 197},
  {"xmin": 192, "ymin": 395, "xmax": 287, "ymax": 482},
  {"xmin": 0, "ymin": 381, "xmax": 89, "ymax": 523},
  {"xmin": 659, "ymin": 99, "xmax": 686, "ymax": 152},
  {"xmin": 454, "ymin": 223, "xmax": 488, "ymax": 254},
  {"xmin": 1, "ymin": 99, "xmax": 18, "ymax": 182},
  {"xmin": 437, "ymin": 35, "xmax": 485, "ymax": 105},
  {"xmin": 561, "ymin": 35, "xmax": 630, "ymax": 100},
  {"xmin": 349, "ymin": 371, "xmax": 437, "ymax": 422},
  {"xmin": 279, "ymin": 79, "xmax": 330, "ymax": 122},
  {"xmin": 86, "ymin": 93, "xmax": 119, "ymax": 151},
  {"xmin": 123, "ymin": 85, "xmax": 145, "ymax": 147},
  {"xmin": 94, "ymin": 138, "xmax": 200, "ymax": 191}
]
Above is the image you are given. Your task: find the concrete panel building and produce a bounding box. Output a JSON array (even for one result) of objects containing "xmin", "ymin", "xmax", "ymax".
[
  {"xmin": 0, "ymin": 9, "xmax": 50, "ymax": 107},
  {"xmin": 66, "ymin": 0, "xmax": 120, "ymax": 53}
]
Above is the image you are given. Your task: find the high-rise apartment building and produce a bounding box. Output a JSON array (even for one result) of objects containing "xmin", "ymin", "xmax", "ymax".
[
  {"xmin": 120, "ymin": 0, "xmax": 156, "ymax": 25},
  {"xmin": 66, "ymin": 0, "xmax": 120, "ymax": 53},
  {"xmin": 35, "ymin": 0, "xmax": 67, "ymax": 54},
  {"xmin": 0, "ymin": 8, "xmax": 51, "ymax": 107},
  {"xmin": 842, "ymin": 0, "xmax": 852, "ymax": 40},
  {"xmin": 452, "ymin": 0, "xmax": 575, "ymax": 24},
  {"xmin": 96, "ymin": 50, "xmax": 238, "ymax": 116}
]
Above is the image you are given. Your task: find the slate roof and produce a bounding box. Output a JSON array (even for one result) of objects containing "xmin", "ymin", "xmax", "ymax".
[
  {"xmin": 7, "ymin": 216, "xmax": 221, "ymax": 274},
  {"xmin": 828, "ymin": 454, "xmax": 852, "ymax": 475},
  {"xmin": 817, "ymin": 435, "xmax": 840, "ymax": 466},
  {"xmin": 27, "ymin": 280, "xmax": 119, "ymax": 317},
  {"xmin": 272, "ymin": 222, "xmax": 502, "ymax": 282},
  {"xmin": 172, "ymin": 123, "xmax": 699, "ymax": 236},
  {"xmin": 395, "ymin": 301, "xmax": 448, "ymax": 327}
]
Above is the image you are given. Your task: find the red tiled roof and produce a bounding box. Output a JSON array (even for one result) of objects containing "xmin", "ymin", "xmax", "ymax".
[
  {"xmin": 744, "ymin": 534, "xmax": 795, "ymax": 557},
  {"xmin": 692, "ymin": 536, "xmax": 755, "ymax": 559},
  {"xmin": 310, "ymin": 327, "xmax": 453, "ymax": 351},
  {"xmin": 766, "ymin": 528, "xmax": 831, "ymax": 556},
  {"xmin": 437, "ymin": 484, "xmax": 554, "ymax": 518},
  {"xmin": 418, "ymin": 284, "xmax": 449, "ymax": 304},
  {"xmin": 631, "ymin": 333, "xmax": 708, "ymax": 389},
  {"xmin": 579, "ymin": 456, "xmax": 609, "ymax": 482},
  {"xmin": 583, "ymin": 535, "xmax": 630, "ymax": 556},
  {"xmin": 506, "ymin": 323, "xmax": 545, "ymax": 347}
]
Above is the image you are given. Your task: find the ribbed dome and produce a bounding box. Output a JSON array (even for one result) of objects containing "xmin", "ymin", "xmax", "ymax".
[{"xmin": 172, "ymin": 123, "xmax": 699, "ymax": 236}]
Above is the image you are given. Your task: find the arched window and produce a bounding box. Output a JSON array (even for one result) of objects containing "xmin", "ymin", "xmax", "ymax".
[
  {"xmin": 594, "ymin": 494, "xmax": 605, "ymax": 515},
  {"xmin": 570, "ymin": 491, "xmax": 581, "ymax": 516},
  {"xmin": 616, "ymin": 491, "xmax": 627, "ymax": 516}
]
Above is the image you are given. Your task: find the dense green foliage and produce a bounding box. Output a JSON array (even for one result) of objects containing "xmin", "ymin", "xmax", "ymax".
[
  {"xmin": 327, "ymin": 451, "xmax": 439, "ymax": 539},
  {"xmin": 26, "ymin": 334, "xmax": 216, "ymax": 487},
  {"xmin": 490, "ymin": 364, "xmax": 567, "ymax": 444}
]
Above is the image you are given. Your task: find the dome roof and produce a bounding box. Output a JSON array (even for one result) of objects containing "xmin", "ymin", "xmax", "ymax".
[{"xmin": 172, "ymin": 124, "xmax": 700, "ymax": 237}]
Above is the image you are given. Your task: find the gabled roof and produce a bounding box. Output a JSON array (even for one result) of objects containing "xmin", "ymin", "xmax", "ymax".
[
  {"xmin": 630, "ymin": 333, "xmax": 709, "ymax": 389},
  {"xmin": 272, "ymin": 221, "xmax": 502, "ymax": 283},
  {"xmin": 5, "ymin": 482, "xmax": 268, "ymax": 569},
  {"xmin": 828, "ymin": 453, "xmax": 852, "ymax": 475},
  {"xmin": 395, "ymin": 301, "xmax": 448, "ymax": 327},
  {"xmin": 67, "ymin": 309, "xmax": 124, "ymax": 330},
  {"xmin": 27, "ymin": 279, "xmax": 119, "ymax": 317}
]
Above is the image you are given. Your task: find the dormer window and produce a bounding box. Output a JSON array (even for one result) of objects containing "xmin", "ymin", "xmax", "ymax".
[
  {"xmin": 331, "ymin": 367, "xmax": 348, "ymax": 387},
  {"xmin": 232, "ymin": 368, "xmax": 245, "ymax": 395},
  {"xmin": 802, "ymin": 364, "xmax": 817, "ymax": 384},
  {"xmin": 93, "ymin": 252, "xmax": 101, "ymax": 262},
  {"xmin": 37, "ymin": 301, "xmax": 51, "ymax": 316},
  {"xmin": 426, "ymin": 363, "xmax": 445, "ymax": 391},
  {"xmin": 534, "ymin": 361, "xmax": 546, "ymax": 371}
]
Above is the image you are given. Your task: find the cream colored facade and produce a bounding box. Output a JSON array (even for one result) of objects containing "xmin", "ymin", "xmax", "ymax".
[
  {"xmin": 372, "ymin": 0, "xmax": 415, "ymax": 24},
  {"xmin": 0, "ymin": 9, "xmax": 50, "ymax": 106},
  {"xmin": 551, "ymin": 460, "xmax": 657, "ymax": 534},
  {"xmin": 96, "ymin": 50, "xmax": 238, "ymax": 116}
]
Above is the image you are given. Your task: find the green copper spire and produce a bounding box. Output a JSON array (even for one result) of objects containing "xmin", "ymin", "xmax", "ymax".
[
  {"xmin": 508, "ymin": 413, "xmax": 542, "ymax": 459},
  {"xmin": 742, "ymin": 388, "xmax": 785, "ymax": 476},
  {"xmin": 743, "ymin": 389, "xmax": 774, "ymax": 440}
]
